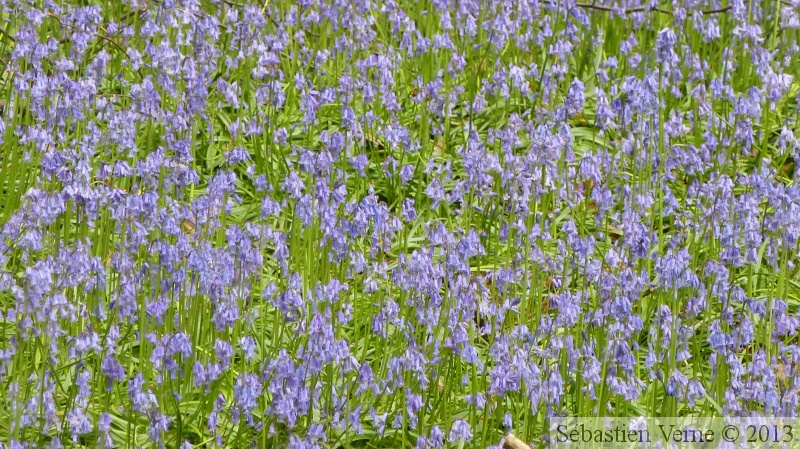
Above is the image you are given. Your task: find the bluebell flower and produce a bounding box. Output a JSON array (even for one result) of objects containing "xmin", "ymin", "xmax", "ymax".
[{"xmin": 449, "ymin": 419, "xmax": 472, "ymax": 443}]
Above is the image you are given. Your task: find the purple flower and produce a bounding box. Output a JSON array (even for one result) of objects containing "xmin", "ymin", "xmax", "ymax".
[
  {"xmin": 234, "ymin": 373, "xmax": 262, "ymax": 414},
  {"xmin": 239, "ymin": 336, "xmax": 257, "ymax": 362},
  {"xmin": 448, "ymin": 419, "xmax": 472, "ymax": 443}
]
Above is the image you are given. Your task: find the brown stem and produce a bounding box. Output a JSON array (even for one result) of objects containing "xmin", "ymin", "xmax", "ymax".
[
  {"xmin": 503, "ymin": 433, "xmax": 533, "ymax": 449},
  {"xmin": 575, "ymin": 2, "xmax": 754, "ymax": 15}
]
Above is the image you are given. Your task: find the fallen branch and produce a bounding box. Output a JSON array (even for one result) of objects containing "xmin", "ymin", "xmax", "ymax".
[
  {"xmin": 504, "ymin": 433, "xmax": 533, "ymax": 449},
  {"xmin": 46, "ymin": 13, "xmax": 130, "ymax": 59},
  {"xmin": 574, "ymin": 1, "xmax": 793, "ymax": 15}
]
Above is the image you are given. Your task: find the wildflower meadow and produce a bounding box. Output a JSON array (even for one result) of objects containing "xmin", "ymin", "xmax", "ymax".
[{"xmin": 1, "ymin": 0, "xmax": 799, "ymax": 447}]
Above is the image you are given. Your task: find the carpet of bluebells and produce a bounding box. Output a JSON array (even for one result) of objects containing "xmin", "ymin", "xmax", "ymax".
[{"xmin": 1, "ymin": 0, "xmax": 800, "ymax": 447}]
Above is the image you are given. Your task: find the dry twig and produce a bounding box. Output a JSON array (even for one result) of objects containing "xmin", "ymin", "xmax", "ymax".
[
  {"xmin": 574, "ymin": 1, "xmax": 792, "ymax": 15},
  {"xmin": 503, "ymin": 433, "xmax": 533, "ymax": 449}
]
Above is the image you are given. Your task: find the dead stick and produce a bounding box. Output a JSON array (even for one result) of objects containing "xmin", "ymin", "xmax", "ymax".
[
  {"xmin": 504, "ymin": 433, "xmax": 533, "ymax": 449},
  {"xmin": 574, "ymin": 3, "xmax": 791, "ymax": 14}
]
